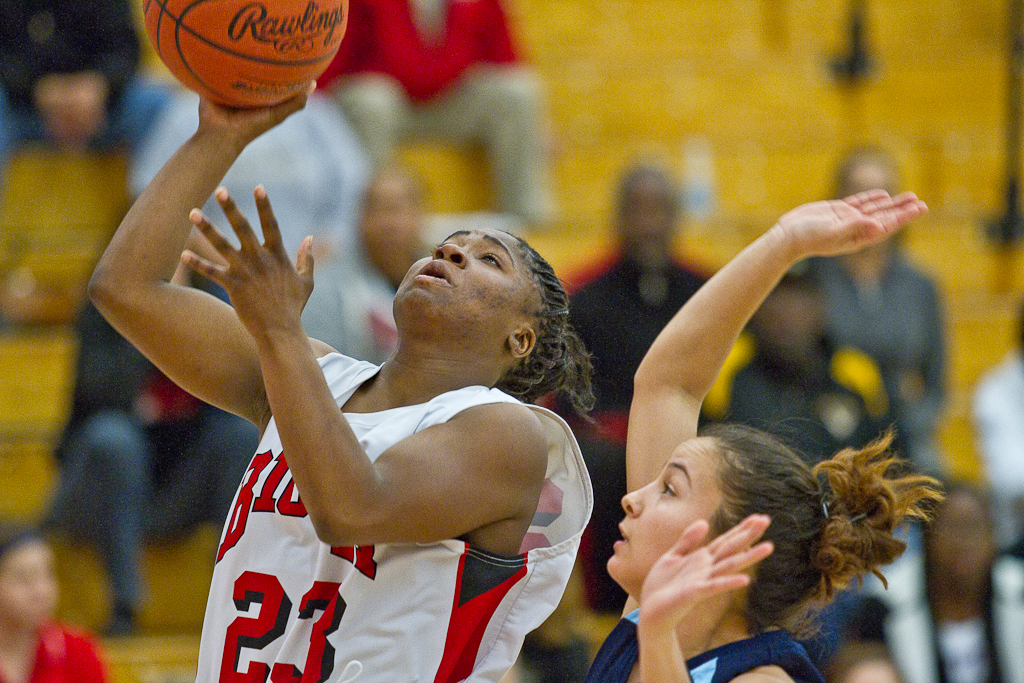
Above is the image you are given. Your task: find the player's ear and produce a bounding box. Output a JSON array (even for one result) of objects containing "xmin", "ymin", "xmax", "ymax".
[{"xmin": 508, "ymin": 325, "xmax": 536, "ymax": 359}]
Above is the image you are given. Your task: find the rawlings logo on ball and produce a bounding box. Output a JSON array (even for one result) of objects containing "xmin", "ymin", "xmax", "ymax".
[
  {"xmin": 145, "ymin": 0, "xmax": 349, "ymax": 107},
  {"xmin": 228, "ymin": 1, "xmax": 346, "ymax": 53}
]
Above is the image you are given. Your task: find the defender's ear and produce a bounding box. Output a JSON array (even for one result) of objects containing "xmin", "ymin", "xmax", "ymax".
[{"xmin": 508, "ymin": 325, "xmax": 537, "ymax": 359}]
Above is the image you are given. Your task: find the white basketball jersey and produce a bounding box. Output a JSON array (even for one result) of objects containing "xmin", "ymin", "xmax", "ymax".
[{"xmin": 195, "ymin": 353, "xmax": 592, "ymax": 683}]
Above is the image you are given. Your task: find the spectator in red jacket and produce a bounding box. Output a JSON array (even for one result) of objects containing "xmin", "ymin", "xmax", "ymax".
[
  {"xmin": 317, "ymin": 0, "xmax": 551, "ymax": 228},
  {"xmin": 0, "ymin": 522, "xmax": 109, "ymax": 683}
]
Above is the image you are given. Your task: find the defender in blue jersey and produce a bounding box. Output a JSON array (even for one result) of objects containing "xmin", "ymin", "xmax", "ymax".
[{"xmin": 585, "ymin": 191, "xmax": 943, "ymax": 683}]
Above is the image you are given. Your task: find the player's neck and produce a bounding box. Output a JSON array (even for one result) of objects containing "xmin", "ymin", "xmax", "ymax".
[
  {"xmin": 351, "ymin": 347, "xmax": 505, "ymax": 412},
  {"xmin": 676, "ymin": 607, "xmax": 752, "ymax": 660}
]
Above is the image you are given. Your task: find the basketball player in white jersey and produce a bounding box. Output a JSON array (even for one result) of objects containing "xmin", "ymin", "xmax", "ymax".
[{"xmin": 89, "ymin": 88, "xmax": 594, "ymax": 682}]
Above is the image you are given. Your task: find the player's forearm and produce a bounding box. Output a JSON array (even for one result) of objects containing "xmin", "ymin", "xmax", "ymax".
[
  {"xmin": 255, "ymin": 332, "xmax": 380, "ymax": 545},
  {"xmin": 90, "ymin": 128, "xmax": 243, "ymax": 307},
  {"xmin": 634, "ymin": 225, "xmax": 800, "ymax": 405}
]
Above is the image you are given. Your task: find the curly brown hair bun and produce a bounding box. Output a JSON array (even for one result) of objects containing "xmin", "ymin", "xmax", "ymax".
[
  {"xmin": 813, "ymin": 431, "xmax": 943, "ymax": 599},
  {"xmin": 700, "ymin": 424, "xmax": 942, "ymax": 637}
]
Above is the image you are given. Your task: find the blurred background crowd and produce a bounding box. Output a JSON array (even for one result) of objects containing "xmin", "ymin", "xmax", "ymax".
[{"xmin": 2, "ymin": 0, "xmax": 1024, "ymax": 682}]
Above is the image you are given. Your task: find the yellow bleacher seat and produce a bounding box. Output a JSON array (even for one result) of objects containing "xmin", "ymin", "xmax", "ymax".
[
  {"xmin": 50, "ymin": 527, "xmax": 218, "ymax": 635},
  {"xmin": 0, "ymin": 327, "xmax": 214, "ymax": 636},
  {"xmin": 103, "ymin": 633, "xmax": 201, "ymax": 683},
  {"xmin": 0, "ymin": 149, "xmax": 128, "ymax": 320},
  {"xmin": 0, "ymin": 329, "xmax": 76, "ymax": 442},
  {"xmin": 0, "ymin": 440, "xmax": 58, "ymax": 521},
  {"xmin": 0, "ymin": 148, "xmax": 128, "ymax": 233},
  {"xmin": 397, "ymin": 143, "xmax": 494, "ymax": 214}
]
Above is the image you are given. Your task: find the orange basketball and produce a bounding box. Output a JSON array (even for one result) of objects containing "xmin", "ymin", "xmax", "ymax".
[{"xmin": 143, "ymin": 0, "xmax": 348, "ymax": 107}]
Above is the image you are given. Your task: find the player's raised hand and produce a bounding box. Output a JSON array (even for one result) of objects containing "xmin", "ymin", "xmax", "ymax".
[
  {"xmin": 637, "ymin": 515, "xmax": 774, "ymax": 637},
  {"xmin": 182, "ymin": 185, "xmax": 315, "ymax": 346},
  {"xmin": 769, "ymin": 190, "xmax": 928, "ymax": 260},
  {"xmin": 195, "ymin": 82, "xmax": 315, "ymax": 149}
]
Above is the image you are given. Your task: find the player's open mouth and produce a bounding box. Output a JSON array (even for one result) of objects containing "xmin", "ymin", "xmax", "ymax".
[{"xmin": 416, "ymin": 260, "xmax": 453, "ymax": 285}]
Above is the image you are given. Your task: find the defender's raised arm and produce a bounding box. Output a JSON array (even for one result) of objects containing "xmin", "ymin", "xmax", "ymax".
[{"xmin": 626, "ymin": 190, "xmax": 928, "ymax": 490}]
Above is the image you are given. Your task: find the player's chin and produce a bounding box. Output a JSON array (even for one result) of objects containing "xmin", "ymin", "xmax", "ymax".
[
  {"xmin": 605, "ymin": 555, "xmax": 638, "ymax": 598},
  {"xmin": 605, "ymin": 549, "xmax": 626, "ymax": 581}
]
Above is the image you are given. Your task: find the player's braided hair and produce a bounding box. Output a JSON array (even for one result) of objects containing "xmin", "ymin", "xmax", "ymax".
[{"xmin": 496, "ymin": 237, "xmax": 595, "ymax": 416}]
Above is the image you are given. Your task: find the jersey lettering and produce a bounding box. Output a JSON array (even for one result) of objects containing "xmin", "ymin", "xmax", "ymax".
[
  {"xmin": 221, "ymin": 571, "xmax": 292, "ymax": 682},
  {"xmin": 221, "ymin": 452, "xmax": 314, "ymax": 561},
  {"xmin": 252, "ymin": 455, "xmax": 290, "ymax": 513},
  {"xmin": 277, "ymin": 477, "xmax": 308, "ymax": 517},
  {"xmin": 219, "ymin": 451, "xmax": 275, "ymax": 562},
  {"xmin": 251, "ymin": 454, "xmax": 309, "ymax": 517},
  {"xmin": 329, "ymin": 545, "xmax": 377, "ymax": 579},
  {"xmin": 222, "ymin": 573, "xmax": 346, "ymax": 683}
]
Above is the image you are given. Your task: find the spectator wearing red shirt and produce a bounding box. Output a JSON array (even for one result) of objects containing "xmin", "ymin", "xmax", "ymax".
[
  {"xmin": 317, "ymin": 0, "xmax": 552, "ymax": 227},
  {"xmin": 0, "ymin": 523, "xmax": 109, "ymax": 683}
]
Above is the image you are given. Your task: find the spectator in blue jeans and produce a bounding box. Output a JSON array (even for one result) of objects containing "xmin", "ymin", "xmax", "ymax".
[
  {"xmin": 0, "ymin": 0, "xmax": 171, "ymax": 192},
  {"xmin": 45, "ymin": 286, "xmax": 257, "ymax": 636}
]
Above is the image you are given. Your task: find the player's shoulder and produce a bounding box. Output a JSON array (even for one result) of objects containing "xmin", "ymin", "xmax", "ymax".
[
  {"xmin": 449, "ymin": 401, "xmax": 548, "ymax": 457},
  {"xmin": 311, "ymin": 337, "xmax": 338, "ymax": 358},
  {"xmin": 454, "ymin": 399, "xmax": 545, "ymax": 436}
]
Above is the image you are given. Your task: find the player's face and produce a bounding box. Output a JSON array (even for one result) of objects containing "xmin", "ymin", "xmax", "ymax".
[
  {"xmin": 394, "ymin": 228, "xmax": 539, "ymax": 353},
  {"xmin": 607, "ymin": 437, "xmax": 724, "ymax": 598},
  {"xmin": 0, "ymin": 539, "xmax": 58, "ymax": 630}
]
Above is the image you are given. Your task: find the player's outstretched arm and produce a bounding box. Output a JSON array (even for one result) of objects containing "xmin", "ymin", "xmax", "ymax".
[
  {"xmin": 89, "ymin": 92, "xmax": 311, "ymax": 425},
  {"xmin": 625, "ymin": 191, "xmax": 928, "ymax": 490}
]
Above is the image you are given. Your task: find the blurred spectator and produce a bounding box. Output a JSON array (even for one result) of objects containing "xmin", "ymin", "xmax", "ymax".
[
  {"xmin": 564, "ymin": 162, "xmax": 707, "ymax": 614},
  {"xmin": 824, "ymin": 641, "xmax": 904, "ymax": 683},
  {"xmin": 43, "ymin": 295, "xmax": 258, "ymax": 636},
  {"xmin": 808, "ymin": 147, "xmax": 946, "ymax": 476},
  {"xmin": 301, "ymin": 165, "xmax": 429, "ymax": 363},
  {"xmin": 316, "ymin": 0, "xmax": 552, "ymax": 228},
  {"xmin": 0, "ymin": 521, "xmax": 109, "ymax": 683},
  {"xmin": 973, "ymin": 298, "xmax": 1024, "ymax": 548},
  {"xmin": 0, "ymin": 0, "xmax": 171, "ymax": 190},
  {"xmin": 703, "ymin": 264, "xmax": 893, "ymax": 466},
  {"xmin": 850, "ymin": 481, "xmax": 1024, "ymax": 683}
]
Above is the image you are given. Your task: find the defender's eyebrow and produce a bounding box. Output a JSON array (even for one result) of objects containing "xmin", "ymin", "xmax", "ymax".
[
  {"xmin": 666, "ymin": 461, "xmax": 692, "ymax": 488},
  {"xmin": 445, "ymin": 230, "xmax": 515, "ymax": 263}
]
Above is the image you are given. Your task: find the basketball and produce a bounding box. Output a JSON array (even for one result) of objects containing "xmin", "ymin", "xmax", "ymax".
[{"xmin": 143, "ymin": 0, "xmax": 349, "ymax": 108}]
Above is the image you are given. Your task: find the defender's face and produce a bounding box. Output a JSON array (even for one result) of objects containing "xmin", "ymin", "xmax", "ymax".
[{"xmin": 607, "ymin": 437, "xmax": 724, "ymax": 597}]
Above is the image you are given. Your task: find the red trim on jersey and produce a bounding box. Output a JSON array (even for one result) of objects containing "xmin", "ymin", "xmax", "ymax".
[{"xmin": 433, "ymin": 549, "xmax": 528, "ymax": 683}]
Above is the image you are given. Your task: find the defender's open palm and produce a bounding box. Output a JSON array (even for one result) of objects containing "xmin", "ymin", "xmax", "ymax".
[
  {"xmin": 638, "ymin": 515, "xmax": 774, "ymax": 635},
  {"xmin": 773, "ymin": 190, "xmax": 928, "ymax": 259},
  {"xmin": 183, "ymin": 186, "xmax": 315, "ymax": 346}
]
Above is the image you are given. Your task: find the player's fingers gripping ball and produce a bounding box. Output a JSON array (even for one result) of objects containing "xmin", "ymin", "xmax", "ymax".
[{"xmin": 143, "ymin": 0, "xmax": 348, "ymax": 107}]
